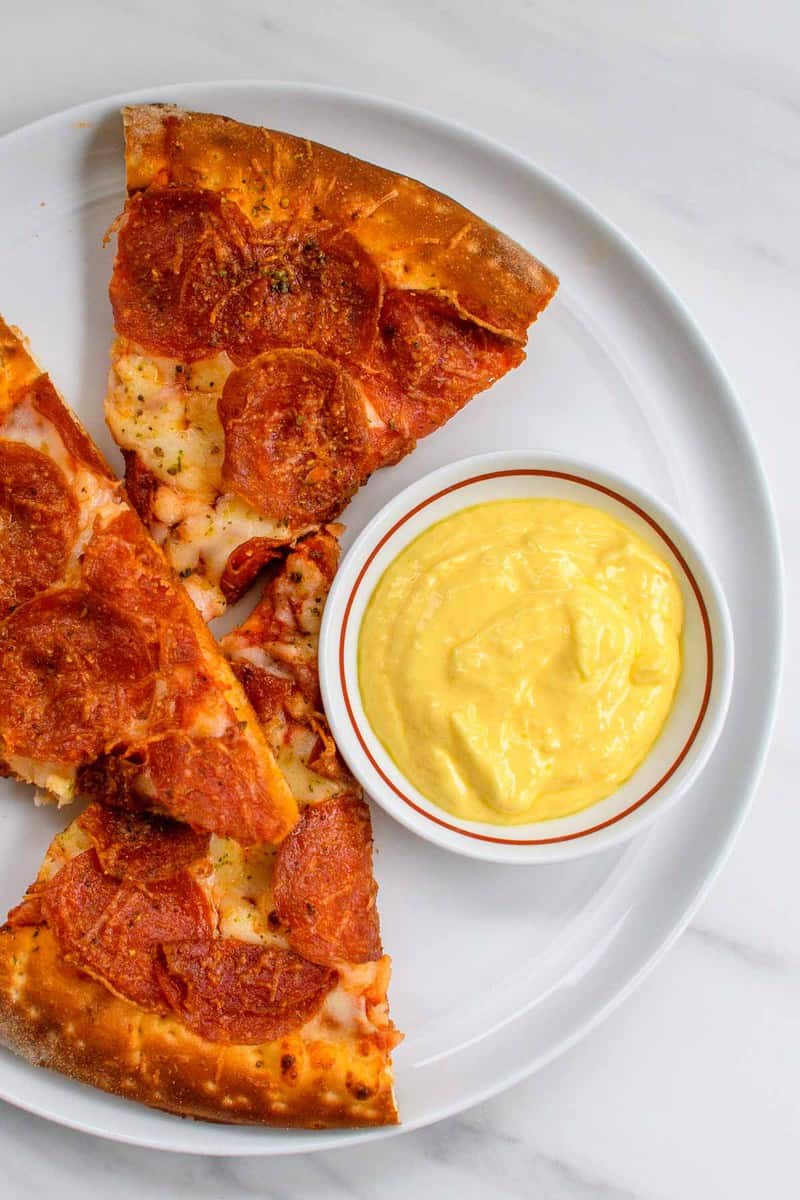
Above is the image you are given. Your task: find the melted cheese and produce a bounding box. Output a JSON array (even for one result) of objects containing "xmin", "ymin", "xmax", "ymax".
[
  {"xmin": 174, "ymin": 495, "xmax": 284, "ymax": 577},
  {"xmin": 207, "ymin": 843, "xmax": 394, "ymax": 1041},
  {"xmin": 302, "ymin": 960, "xmax": 391, "ymax": 1042},
  {"xmin": 107, "ymin": 349, "xmax": 231, "ymax": 499},
  {"xmin": 276, "ymin": 740, "xmax": 343, "ymax": 806},
  {"xmin": 107, "ymin": 343, "xmax": 302, "ymax": 621},
  {"xmin": 3, "ymin": 397, "xmax": 83, "ymax": 475},
  {"xmin": 209, "ymin": 836, "xmax": 285, "ymax": 947},
  {"xmin": 5, "ymin": 758, "xmax": 77, "ymax": 803},
  {"xmin": 229, "ymin": 645, "xmax": 290, "ymax": 674},
  {"xmin": 38, "ymin": 821, "xmax": 93, "ymax": 879},
  {"xmin": 221, "ymin": 627, "xmax": 343, "ymax": 805},
  {"xmin": 186, "ymin": 692, "xmax": 233, "ymax": 740}
]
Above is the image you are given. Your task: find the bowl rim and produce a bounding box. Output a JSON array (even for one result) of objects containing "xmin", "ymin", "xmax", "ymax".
[{"xmin": 320, "ymin": 450, "xmax": 735, "ymax": 862}]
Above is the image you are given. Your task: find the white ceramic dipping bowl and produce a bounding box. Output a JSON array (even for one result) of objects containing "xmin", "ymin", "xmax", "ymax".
[{"xmin": 320, "ymin": 452, "xmax": 734, "ymax": 864}]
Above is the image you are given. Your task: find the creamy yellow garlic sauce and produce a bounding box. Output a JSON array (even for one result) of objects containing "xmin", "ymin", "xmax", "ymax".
[{"xmin": 358, "ymin": 498, "xmax": 683, "ymax": 825}]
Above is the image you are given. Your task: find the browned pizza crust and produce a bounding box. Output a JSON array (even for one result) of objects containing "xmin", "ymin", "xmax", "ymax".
[
  {"xmin": 122, "ymin": 104, "xmax": 557, "ymax": 342},
  {"xmin": 0, "ymin": 924, "xmax": 397, "ymax": 1127}
]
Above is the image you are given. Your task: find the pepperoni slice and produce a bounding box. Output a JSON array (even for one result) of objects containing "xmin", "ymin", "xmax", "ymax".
[
  {"xmin": 42, "ymin": 849, "xmax": 213, "ymax": 1011},
  {"xmin": 111, "ymin": 187, "xmax": 250, "ymax": 360},
  {"xmin": 216, "ymin": 230, "xmax": 382, "ymax": 366},
  {"xmin": 142, "ymin": 731, "xmax": 282, "ymax": 845},
  {"xmin": 80, "ymin": 511, "xmax": 204, "ymax": 682},
  {"xmin": 112, "ymin": 188, "xmax": 382, "ymax": 364},
  {"xmin": 273, "ymin": 795, "xmax": 382, "ymax": 967},
  {"xmin": 0, "ymin": 588, "xmax": 156, "ymax": 763},
  {"xmin": 42, "ymin": 850, "xmax": 117, "ymax": 947},
  {"xmin": 219, "ymin": 349, "xmax": 370, "ymax": 527},
  {"xmin": 76, "ymin": 751, "xmax": 144, "ymax": 814},
  {"xmin": 0, "ymin": 440, "xmax": 78, "ymax": 619},
  {"xmin": 81, "ymin": 873, "xmax": 213, "ymax": 1010},
  {"xmin": 155, "ymin": 938, "xmax": 336, "ymax": 1043},
  {"xmin": 220, "ymin": 536, "xmax": 285, "ymax": 603},
  {"xmin": 361, "ymin": 289, "xmax": 525, "ymax": 448},
  {"xmin": 305, "ymin": 716, "xmax": 348, "ymax": 782},
  {"xmin": 81, "ymin": 511, "xmax": 172, "ymax": 628},
  {"xmin": 232, "ymin": 662, "xmax": 296, "ymax": 738},
  {"xmin": 78, "ymin": 803, "xmax": 211, "ymax": 882}
]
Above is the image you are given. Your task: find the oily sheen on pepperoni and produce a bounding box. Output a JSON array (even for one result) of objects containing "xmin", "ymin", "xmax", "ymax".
[
  {"xmin": 216, "ymin": 228, "xmax": 382, "ymax": 366},
  {"xmin": 361, "ymin": 289, "xmax": 525, "ymax": 446},
  {"xmin": 142, "ymin": 731, "xmax": 281, "ymax": 845},
  {"xmin": 81, "ymin": 511, "xmax": 175, "ymax": 631},
  {"xmin": 0, "ymin": 588, "xmax": 156, "ymax": 763},
  {"xmin": 111, "ymin": 187, "xmax": 248, "ymax": 359},
  {"xmin": 81, "ymin": 510, "xmax": 205, "ymax": 688},
  {"xmin": 232, "ymin": 662, "xmax": 296, "ymax": 733},
  {"xmin": 0, "ymin": 441, "xmax": 78, "ymax": 619},
  {"xmin": 220, "ymin": 536, "xmax": 285, "ymax": 603},
  {"xmin": 155, "ymin": 938, "xmax": 336, "ymax": 1044},
  {"xmin": 111, "ymin": 187, "xmax": 381, "ymax": 364},
  {"xmin": 78, "ymin": 802, "xmax": 210, "ymax": 882},
  {"xmin": 219, "ymin": 349, "xmax": 370, "ymax": 527},
  {"xmin": 273, "ymin": 795, "xmax": 382, "ymax": 967},
  {"xmin": 42, "ymin": 850, "xmax": 213, "ymax": 1011},
  {"xmin": 42, "ymin": 851, "xmax": 117, "ymax": 946}
]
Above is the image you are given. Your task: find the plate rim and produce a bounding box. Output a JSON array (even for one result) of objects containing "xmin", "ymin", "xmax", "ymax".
[{"xmin": 0, "ymin": 78, "xmax": 785, "ymax": 1155}]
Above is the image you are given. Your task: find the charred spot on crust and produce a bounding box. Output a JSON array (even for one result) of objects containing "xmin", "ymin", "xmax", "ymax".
[{"xmin": 280, "ymin": 1053, "xmax": 298, "ymax": 1080}]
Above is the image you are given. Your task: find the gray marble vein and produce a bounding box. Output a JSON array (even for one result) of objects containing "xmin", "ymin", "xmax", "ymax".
[{"xmin": 687, "ymin": 924, "xmax": 797, "ymax": 974}]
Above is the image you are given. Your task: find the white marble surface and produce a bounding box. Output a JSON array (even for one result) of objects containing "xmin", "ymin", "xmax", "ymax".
[{"xmin": 1, "ymin": 1, "xmax": 797, "ymax": 1195}]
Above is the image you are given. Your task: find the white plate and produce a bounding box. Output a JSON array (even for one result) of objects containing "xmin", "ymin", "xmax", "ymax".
[{"xmin": 0, "ymin": 81, "xmax": 782, "ymax": 1154}]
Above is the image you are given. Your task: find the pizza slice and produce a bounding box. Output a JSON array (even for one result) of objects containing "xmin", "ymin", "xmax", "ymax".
[
  {"xmin": 220, "ymin": 525, "xmax": 355, "ymax": 803},
  {"xmin": 0, "ymin": 317, "xmax": 296, "ymax": 845},
  {"xmin": 0, "ymin": 527, "xmax": 398, "ymax": 1126},
  {"xmin": 106, "ymin": 104, "xmax": 558, "ymax": 618}
]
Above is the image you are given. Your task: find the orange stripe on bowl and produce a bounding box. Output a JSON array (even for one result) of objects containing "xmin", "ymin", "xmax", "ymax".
[{"xmin": 340, "ymin": 470, "xmax": 714, "ymax": 845}]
